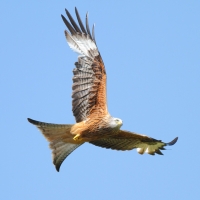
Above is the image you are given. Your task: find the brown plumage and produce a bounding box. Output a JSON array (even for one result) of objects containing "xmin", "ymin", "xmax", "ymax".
[{"xmin": 28, "ymin": 7, "xmax": 178, "ymax": 172}]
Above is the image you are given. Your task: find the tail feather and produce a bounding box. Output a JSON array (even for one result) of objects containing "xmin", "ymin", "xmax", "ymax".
[
  {"xmin": 50, "ymin": 140, "xmax": 81, "ymax": 172},
  {"xmin": 27, "ymin": 118, "xmax": 83, "ymax": 171},
  {"xmin": 27, "ymin": 118, "xmax": 73, "ymax": 142}
]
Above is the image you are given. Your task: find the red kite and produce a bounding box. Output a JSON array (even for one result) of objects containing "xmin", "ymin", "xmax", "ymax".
[{"xmin": 28, "ymin": 7, "xmax": 178, "ymax": 172}]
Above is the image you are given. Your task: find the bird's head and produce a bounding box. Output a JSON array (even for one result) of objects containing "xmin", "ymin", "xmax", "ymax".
[{"xmin": 109, "ymin": 117, "xmax": 123, "ymax": 130}]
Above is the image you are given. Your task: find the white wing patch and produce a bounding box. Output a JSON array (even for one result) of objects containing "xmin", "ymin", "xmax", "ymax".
[
  {"xmin": 136, "ymin": 143, "xmax": 164, "ymax": 155},
  {"xmin": 145, "ymin": 147, "xmax": 149, "ymax": 153},
  {"xmin": 137, "ymin": 147, "xmax": 143, "ymax": 154},
  {"xmin": 65, "ymin": 31, "xmax": 99, "ymax": 59}
]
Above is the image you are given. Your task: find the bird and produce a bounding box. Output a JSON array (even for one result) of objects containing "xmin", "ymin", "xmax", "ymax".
[{"xmin": 28, "ymin": 7, "xmax": 178, "ymax": 172}]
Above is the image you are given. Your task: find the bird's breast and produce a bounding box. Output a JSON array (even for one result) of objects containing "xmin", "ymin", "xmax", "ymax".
[{"xmin": 70, "ymin": 117, "xmax": 119, "ymax": 141}]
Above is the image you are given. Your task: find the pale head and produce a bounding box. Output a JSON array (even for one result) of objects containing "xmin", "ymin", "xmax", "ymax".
[{"xmin": 109, "ymin": 117, "xmax": 123, "ymax": 129}]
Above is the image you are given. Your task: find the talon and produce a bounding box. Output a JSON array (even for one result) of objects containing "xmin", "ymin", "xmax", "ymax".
[{"xmin": 73, "ymin": 134, "xmax": 82, "ymax": 141}]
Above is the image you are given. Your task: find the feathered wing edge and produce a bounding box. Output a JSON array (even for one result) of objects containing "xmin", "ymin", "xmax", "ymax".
[
  {"xmin": 61, "ymin": 7, "xmax": 98, "ymax": 58},
  {"xmin": 61, "ymin": 8, "xmax": 108, "ymax": 123},
  {"xmin": 90, "ymin": 130, "xmax": 178, "ymax": 155},
  {"xmin": 27, "ymin": 118, "xmax": 83, "ymax": 172}
]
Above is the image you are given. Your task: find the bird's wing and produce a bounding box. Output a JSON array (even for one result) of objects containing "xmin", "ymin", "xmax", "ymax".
[
  {"xmin": 27, "ymin": 118, "xmax": 83, "ymax": 171},
  {"xmin": 90, "ymin": 130, "xmax": 178, "ymax": 155},
  {"xmin": 61, "ymin": 8, "xmax": 108, "ymax": 123}
]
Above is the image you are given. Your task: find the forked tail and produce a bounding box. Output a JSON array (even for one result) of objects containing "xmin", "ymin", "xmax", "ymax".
[{"xmin": 27, "ymin": 118, "xmax": 83, "ymax": 171}]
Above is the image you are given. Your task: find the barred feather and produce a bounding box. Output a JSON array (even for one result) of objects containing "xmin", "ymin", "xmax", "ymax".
[
  {"xmin": 27, "ymin": 118, "xmax": 83, "ymax": 171},
  {"xmin": 62, "ymin": 8, "xmax": 108, "ymax": 122},
  {"xmin": 90, "ymin": 130, "xmax": 178, "ymax": 155}
]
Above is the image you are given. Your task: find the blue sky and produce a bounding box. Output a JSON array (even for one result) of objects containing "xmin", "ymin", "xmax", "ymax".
[{"xmin": 1, "ymin": 0, "xmax": 200, "ymax": 199}]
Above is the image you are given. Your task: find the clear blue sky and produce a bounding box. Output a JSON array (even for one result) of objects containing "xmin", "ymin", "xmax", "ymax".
[{"xmin": 1, "ymin": 0, "xmax": 200, "ymax": 199}]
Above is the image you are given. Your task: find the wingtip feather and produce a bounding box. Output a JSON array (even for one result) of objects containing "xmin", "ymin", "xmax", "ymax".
[
  {"xmin": 155, "ymin": 149, "xmax": 164, "ymax": 155},
  {"xmin": 86, "ymin": 12, "xmax": 92, "ymax": 39},
  {"xmin": 75, "ymin": 7, "xmax": 87, "ymax": 34},
  {"xmin": 167, "ymin": 137, "xmax": 178, "ymax": 146}
]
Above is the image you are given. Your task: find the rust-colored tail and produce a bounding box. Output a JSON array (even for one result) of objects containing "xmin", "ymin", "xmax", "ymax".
[{"xmin": 27, "ymin": 118, "xmax": 83, "ymax": 171}]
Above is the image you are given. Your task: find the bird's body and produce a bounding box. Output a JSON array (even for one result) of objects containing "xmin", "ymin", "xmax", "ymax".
[
  {"xmin": 71, "ymin": 114, "xmax": 122, "ymax": 142},
  {"xmin": 28, "ymin": 7, "xmax": 178, "ymax": 172}
]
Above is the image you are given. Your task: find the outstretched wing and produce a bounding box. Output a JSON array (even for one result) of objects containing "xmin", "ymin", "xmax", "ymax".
[
  {"xmin": 90, "ymin": 130, "xmax": 178, "ymax": 155},
  {"xmin": 61, "ymin": 8, "xmax": 108, "ymax": 123}
]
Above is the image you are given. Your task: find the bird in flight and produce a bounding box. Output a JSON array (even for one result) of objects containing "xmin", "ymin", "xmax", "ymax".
[{"xmin": 28, "ymin": 7, "xmax": 178, "ymax": 172}]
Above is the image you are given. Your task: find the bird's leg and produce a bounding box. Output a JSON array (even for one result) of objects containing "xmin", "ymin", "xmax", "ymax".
[{"xmin": 73, "ymin": 134, "xmax": 82, "ymax": 141}]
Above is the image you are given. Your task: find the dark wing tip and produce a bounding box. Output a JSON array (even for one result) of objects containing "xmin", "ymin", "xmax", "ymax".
[
  {"xmin": 85, "ymin": 12, "xmax": 92, "ymax": 39},
  {"xmin": 155, "ymin": 149, "xmax": 164, "ymax": 155},
  {"xmin": 62, "ymin": 7, "xmax": 96, "ymax": 42},
  {"xmin": 167, "ymin": 137, "xmax": 178, "ymax": 146},
  {"xmin": 74, "ymin": 7, "xmax": 87, "ymax": 34},
  {"xmin": 61, "ymin": 14, "xmax": 76, "ymax": 35},
  {"xmin": 61, "ymin": 14, "xmax": 66, "ymax": 23},
  {"xmin": 65, "ymin": 8, "xmax": 82, "ymax": 33},
  {"xmin": 65, "ymin": 8, "xmax": 70, "ymax": 15}
]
